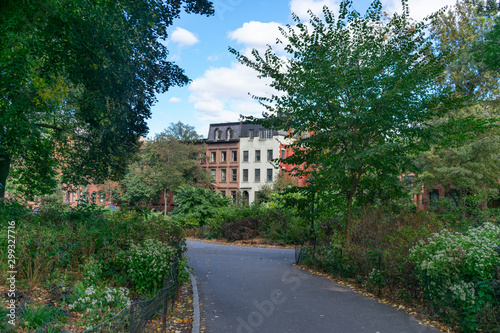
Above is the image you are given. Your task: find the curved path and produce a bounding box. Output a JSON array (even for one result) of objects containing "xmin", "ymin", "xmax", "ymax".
[{"xmin": 187, "ymin": 240, "xmax": 440, "ymax": 333}]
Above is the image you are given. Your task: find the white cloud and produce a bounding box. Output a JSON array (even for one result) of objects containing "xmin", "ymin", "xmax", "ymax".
[
  {"xmin": 229, "ymin": 21, "xmax": 285, "ymax": 49},
  {"xmin": 383, "ymin": 0, "xmax": 457, "ymax": 22},
  {"xmin": 189, "ymin": 62, "xmax": 275, "ymax": 124},
  {"xmin": 170, "ymin": 27, "xmax": 199, "ymax": 47},
  {"xmin": 289, "ymin": 0, "xmax": 341, "ymax": 20},
  {"xmin": 169, "ymin": 97, "xmax": 182, "ymax": 103}
]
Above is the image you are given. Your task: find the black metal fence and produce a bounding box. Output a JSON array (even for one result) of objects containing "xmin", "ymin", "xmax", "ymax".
[{"xmin": 85, "ymin": 248, "xmax": 182, "ymax": 333}]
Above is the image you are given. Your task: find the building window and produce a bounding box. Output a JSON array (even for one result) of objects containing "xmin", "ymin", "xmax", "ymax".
[
  {"xmin": 211, "ymin": 152, "xmax": 216, "ymax": 162},
  {"xmin": 91, "ymin": 191, "xmax": 97, "ymax": 203},
  {"xmin": 243, "ymin": 169, "xmax": 248, "ymax": 182},
  {"xmin": 260, "ymin": 129, "xmax": 272, "ymax": 139},
  {"xmin": 267, "ymin": 169, "xmax": 273, "ymax": 182},
  {"xmin": 221, "ymin": 169, "xmax": 227, "ymax": 182},
  {"xmin": 231, "ymin": 169, "xmax": 237, "ymax": 181},
  {"xmin": 231, "ymin": 151, "xmax": 237, "ymax": 162},
  {"xmin": 267, "ymin": 149, "xmax": 273, "ymax": 161},
  {"xmin": 231, "ymin": 191, "xmax": 237, "ymax": 202},
  {"xmin": 281, "ymin": 149, "xmax": 285, "ymax": 159},
  {"xmin": 243, "ymin": 150, "xmax": 249, "ymax": 162},
  {"xmin": 255, "ymin": 150, "xmax": 261, "ymax": 162},
  {"xmin": 226, "ymin": 128, "xmax": 233, "ymax": 140},
  {"xmin": 255, "ymin": 169, "xmax": 260, "ymax": 182},
  {"xmin": 220, "ymin": 191, "xmax": 225, "ymax": 197},
  {"xmin": 100, "ymin": 193, "xmax": 105, "ymax": 203},
  {"xmin": 221, "ymin": 151, "xmax": 227, "ymax": 162},
  {"xmin": 249, "ymin": 129, "xmax": 255, "ymax": 139},
  {"xmin": 214, "ymin": 128, "xmax": 221, "ymax": 141},
  {"xmin": 211, "ymin": 169, "xmax": 216, "ymax": 181}
]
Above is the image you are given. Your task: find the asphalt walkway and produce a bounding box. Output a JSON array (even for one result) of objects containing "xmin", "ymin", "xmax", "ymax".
[{"xmin": 187, "ymin": 240, "xmax": 440, "ymax": 333}]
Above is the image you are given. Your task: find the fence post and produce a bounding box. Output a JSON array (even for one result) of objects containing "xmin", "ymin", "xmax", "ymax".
[
  {"xmin": 162, "ymin": 274, "xmax": 168, "ymax": 333},
  {"xmin": 129, "ymin": 303, "xmax": 135, "ymax": 333},
  {"xmin": 340, "ymin": 248, "xmax": 343, "ymax": 279}
]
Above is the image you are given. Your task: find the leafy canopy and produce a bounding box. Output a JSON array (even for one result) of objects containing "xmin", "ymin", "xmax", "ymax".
[
  {"xmin": 0, "ymin": 0, "xmax": 214, "ymax": 199},
  {"xmin": 231, "ymin": 0, "xmax": 467, "ymax": 236}
]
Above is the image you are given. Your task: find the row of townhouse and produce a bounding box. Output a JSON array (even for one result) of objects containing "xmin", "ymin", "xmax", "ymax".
[{"xmin": 201, "ymin": 121, "xmax": 295, "ymax": 204}]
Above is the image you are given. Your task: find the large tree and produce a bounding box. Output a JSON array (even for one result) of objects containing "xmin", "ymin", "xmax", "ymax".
[
  {"xmin": 122, "ymin": 122, "xmax": 209, "ymax": 213},
  {"xmin": 231, "ymin": 0, "xmax": 470, "ymax": 239},
  {"xmin": 0, "ymin": 0, "xmax": 213, "ymax": 199},
  {"xmin": 417, "ymin": 0, "xmax": 500, "ymax": 204}
]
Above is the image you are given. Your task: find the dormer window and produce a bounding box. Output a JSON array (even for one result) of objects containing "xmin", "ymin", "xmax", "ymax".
[
  {"xmin": 226, "ymin": 128, "xmax": 233, "ymax": 140},
  {"xmin": 214, "ymin": 128, "xmax": 221, "ymax": 141}
]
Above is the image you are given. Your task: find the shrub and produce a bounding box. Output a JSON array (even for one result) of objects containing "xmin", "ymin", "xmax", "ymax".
[
  {"xmin": 122, "ymin": 239, "xmax": 179, "ymax": 294},
  {"xmin": 68, "ymin": 285, "xmax": 131, "ymax": 330},
  {"xmin": 223, "ymin": 217, "xmax": 260, "ymax": 241},
  {"xmin": 411, "ymin": 222, "xmax": 500, "ymax": 331}
]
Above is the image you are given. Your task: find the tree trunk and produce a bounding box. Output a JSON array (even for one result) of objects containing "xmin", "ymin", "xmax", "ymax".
[{"xmin": 0, "ymin": 150, "xmax": 11, "ymax": 199}]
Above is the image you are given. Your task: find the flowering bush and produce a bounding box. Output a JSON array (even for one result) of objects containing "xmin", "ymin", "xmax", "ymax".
[
  {"xmin": 124, "ymin": 238, "xmax": 177, "ymax": 294},
  {"xmin": 410, "ymin": 222, "xmax": 500, "ymax": 331},
  {"xmin": 68, "ymin": 285, "xmax": 131, "ymax": 329},
  {"xmin": 82, "ymin": 257, "xmax": 103, "ymax": 286}
]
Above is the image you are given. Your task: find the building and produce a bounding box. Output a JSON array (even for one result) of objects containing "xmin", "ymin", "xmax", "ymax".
[{"xmin": 202, "ymin": 121, "xmax": 292, "ymax": 204}]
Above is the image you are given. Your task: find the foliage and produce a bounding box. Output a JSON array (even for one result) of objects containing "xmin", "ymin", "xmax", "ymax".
[
  {"xmin": 417, "ymin": 0, "xmax": 500, "ymax": 204},
  {"xmin": 18, "ymin": 303, "xmax": 66, "ymax": 332},
  {"xmin": 68, "ymin": 285, "xmax": 131, "ymax": 330},
  {"xmin": 0, "ymin": 0, "xmax": 214, "ymax": 198},
  {"xmin": 121, "ymin": 239, "xmax": 179, "ymax": 295},
  {"xmin": 410, "ymin": 222, "xmax": 500, "ymax": 331},
  {"xmin": 231, "ymin": 0, "xmax": 467, "ymax": 238},
  {"xmin": 172, "ymin": 185, "xmax": 230, "ymax": 225},
  {"xmin": 121, "ymin": 123, "xmax": 209, "ymax": 212}
]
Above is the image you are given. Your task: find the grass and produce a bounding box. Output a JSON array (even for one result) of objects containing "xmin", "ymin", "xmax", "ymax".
[{"xmin": 18, "ymin": 303, "xmax": 66, "ymax": 332}]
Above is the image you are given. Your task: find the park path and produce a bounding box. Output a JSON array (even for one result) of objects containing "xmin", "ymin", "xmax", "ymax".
[{"xmin": 187, "ymin": 240, "xmax": 440, "ymax": 333}]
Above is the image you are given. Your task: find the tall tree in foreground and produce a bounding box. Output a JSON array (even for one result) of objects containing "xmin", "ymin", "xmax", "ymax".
[
  {"xmin": 231, "ymin": 0, "xmax": 468, "ymax": 239},
  {"xmin": 0, "ymin": 0, "xmax": 214, "ymax": 199}
]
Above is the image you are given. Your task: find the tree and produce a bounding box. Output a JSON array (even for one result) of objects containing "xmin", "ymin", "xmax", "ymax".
[
  {"xmin": 0, "ymin": 0, "xmax": 214, "ymax": 199},
  {"xmin": 231, "ymin": 0, "xmax": 468, "ymax": 239},
  {"xmin": 417, "ymin": 0, "xmax": 500, "ymax": 204},
  {"xmin": 122, "ymin": 122, "xmax": 209, "ymax": 213}
]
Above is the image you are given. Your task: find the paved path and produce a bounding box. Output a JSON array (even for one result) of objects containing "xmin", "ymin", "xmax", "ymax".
[{"xmin": 187, "ymin": 240, "xmax": 440, "ymax": 333}]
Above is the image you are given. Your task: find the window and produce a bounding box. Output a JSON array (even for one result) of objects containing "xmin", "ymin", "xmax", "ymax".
[
  {"xmin": 211, "ymin": 169, "xmax": 216, "ymax": 181},
  {"xmin": 211, "ymin": 152, "xmax": 216, "ymax": 163},
  {"xmin": 249, "ymin": 129, "xmax": 255, "ymax": 139},
  {"xmin": 231, "ymin": 151, "xmax": 237, "ymax": 162},
  {"xmin": 231, "ymin": 191, "xmax": 237, "ymax": 202},
  {"xmin": 255, "ymin": 150, "xmax": 261, "ymax": 162},
  {"xmin": 255, "ymin": 169, "xmax": 261, "ymax": 182},
  {"xmin": 220, "ymin": 191, "xmax": 225, "ymax": 197},
  {"xmin": 243, "ymin": 151, "xmax": 249, "ymax": 162},
  {"xmin": 221, "ymin": 169, "xmax": 226, "ymax": 182},
  {"xmin": 214, "ymin": 128, "xmax": 221, "ymax": 141},
  {"xmin": 100, "ymin": 193, "xmax": 105, "ymax": 203},
  {"xmin": 91, "ymin": 191, "xmax": 97, "ymax": 203},
  {"xmin": 231, "ymin": 169, "xmax": 237, "ymax": 181},
  {"xmin": 267, "ymin": 149, "xmax": 273, "ymax": 161},
  {"xmin": 260, "ymin": 129, "xmax": 272, "ymax": 139},
  {"xmin": 221, "ymin": 151, "xmax": 227, "ymax": 162},
  {"xmin": 243, "ymin": 169, "xmax": 248, "ymax": 182},
  {"xmin": 267, "ymin": 169, "xmax": 273, "ymax": 182},
  {"xmin": 281, "ymin": 149, "xmax": 286, "ymax": 159},
  {"xmin": 226, "ymin": 128, "xmax": 233, "ymax": 140}
]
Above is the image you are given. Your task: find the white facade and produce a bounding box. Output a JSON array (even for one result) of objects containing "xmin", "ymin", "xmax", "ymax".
[{"xmin": 239, "ymin": 130, "xmax": 287, "ymax": 204}]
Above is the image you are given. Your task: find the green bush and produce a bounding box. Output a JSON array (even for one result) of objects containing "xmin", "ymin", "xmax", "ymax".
[
  {"xmin": 18, "ymin": 304, "xmax": 66, "ymax": 332},
  {"xmin": 121, "ymin": 239, "xmax": 179, "ymax": 294},
  {"xmin": 411, "ymin": 222, "xmax": 500, "ymax": 332},
  {"xmin": 68, "ymin": 284, "xmax": 131, "ymax": 330}
]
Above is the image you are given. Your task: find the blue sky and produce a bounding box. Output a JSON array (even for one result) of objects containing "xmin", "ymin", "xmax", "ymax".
[{"xmin": 147, "ymin": 0, "xmax": 458, "ymax": 138}]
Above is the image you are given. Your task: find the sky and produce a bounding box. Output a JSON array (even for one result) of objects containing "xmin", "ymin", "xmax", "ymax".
[{"xmin": 147, "ymin": 0, "xmax": 459, "ymax": 139}]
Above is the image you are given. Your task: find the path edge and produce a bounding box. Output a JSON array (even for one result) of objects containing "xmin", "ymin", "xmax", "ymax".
[{"xmin": 187, "ymin": 268, "xmax": 201, "ymax": 333}]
